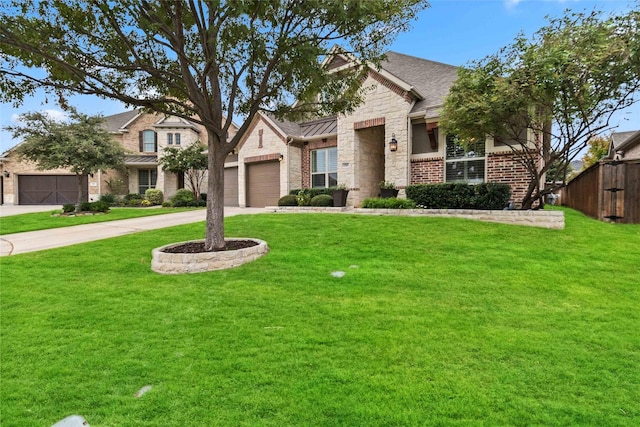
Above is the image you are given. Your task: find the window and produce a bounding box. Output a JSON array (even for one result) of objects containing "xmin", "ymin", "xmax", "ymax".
[
  {"xmin": 141, "ymin": 130, "xmax": 157, "ymax": 152},
  {"xmin": 445, "ymin": 134, "xmax": 485, "ymax": 183},
  {"xmin": 311, "ymin": 147, "xmax": 337, "ymax": 188},
  {"xmin": 138, "ymin": 169, "xmax": 157, "ymax": 194},
  {"xmin": 175, "ymin": 133, "xmax": 181, "ymax": 145},
  {"xmin": 167, "ymin": 133, "xmax": 173, "ymax": 145}
]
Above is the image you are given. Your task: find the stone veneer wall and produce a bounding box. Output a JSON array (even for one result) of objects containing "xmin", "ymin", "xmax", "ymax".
[{"xmin": 410, "ymin": 157, "xmax": 444, "ymax": 184}]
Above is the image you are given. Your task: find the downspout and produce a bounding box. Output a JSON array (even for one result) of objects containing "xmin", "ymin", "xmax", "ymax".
[{"xmin": 98, "ymin": 170, "xmax": 102, "ymax": 200}]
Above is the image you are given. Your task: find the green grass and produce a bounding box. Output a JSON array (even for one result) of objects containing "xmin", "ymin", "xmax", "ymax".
[
  {"xmin": 1, "ymin": 209, "xmax": 639, "ymax": 426},
  {"xmin": 0, "ymin": 207, "xmax": 201, "ymax": 235}
]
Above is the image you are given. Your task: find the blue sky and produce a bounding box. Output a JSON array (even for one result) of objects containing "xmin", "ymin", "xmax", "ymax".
[{"xmin": 1, "ymin": 0, "xmax": 637, "ymax": 153}]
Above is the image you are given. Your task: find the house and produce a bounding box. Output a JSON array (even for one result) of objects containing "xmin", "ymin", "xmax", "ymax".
[
  {"xmin": 0, "ymin": 110, "xmax": 239, "ymax": 205},
  {"xmin": 608, "ymin": 130, "xmax": 640, "ymax": 160},
  {"xmin": 236, "ymin": 51, "xmax": 535, "ymax": 208}
]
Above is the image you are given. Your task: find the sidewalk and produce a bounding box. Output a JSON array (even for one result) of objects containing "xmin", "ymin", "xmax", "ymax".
[{"xmin": 0, "ymin": 207, "xmax": 265, "ymax": 256}]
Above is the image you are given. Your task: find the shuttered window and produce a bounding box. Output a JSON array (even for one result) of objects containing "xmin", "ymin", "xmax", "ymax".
[
  {"xmin": 140, "ymin": 130, "xmax": 157, "ymax": 152},
  {"xmin": 311, "ymin": 147, "xmax": 338, "ymax": 188},
  {"xmin": 445, "ymin": 134, "xmax": 485, "ymax": 183}
]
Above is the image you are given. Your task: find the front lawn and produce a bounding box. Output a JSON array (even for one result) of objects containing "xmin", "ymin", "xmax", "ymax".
[
  {"xmin": 1, "ymin": 209, "xmax": 638, "ymax": 426},
  {"xmin": 0, "ymin": 207, "xmax": 201, "ymax": 235}
]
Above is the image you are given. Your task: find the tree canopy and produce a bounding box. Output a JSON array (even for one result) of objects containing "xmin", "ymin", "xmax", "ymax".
[
  {"xmin": 160, "ymin": 142, "xmax": 208, "ymax": 200},
  {"xmin": 0, "ymin": 0, "xmax": 428, "ymax": 249},
  {"xmin": 440, "ymin": 8, "xmax": 640, "ymax": 209},
  {"xmin": 582, "ymin": 135, "xmax": 611, "ymax": 169},
  {"xmin": 5, "ymin": 110, "xmax": 125, "ymax": 211}
]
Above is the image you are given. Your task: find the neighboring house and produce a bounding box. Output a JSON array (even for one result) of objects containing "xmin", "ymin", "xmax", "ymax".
[
  {"xmin": 608, "ymin": 130, "xmax": 640, "ymax": 160},
  {"xmin": 236, "ymin": 51, "xmax": 536, "ymax": 208},
  {"xmin": 0, "ymin": 110, "xmax": 239, "ymax": 205}
]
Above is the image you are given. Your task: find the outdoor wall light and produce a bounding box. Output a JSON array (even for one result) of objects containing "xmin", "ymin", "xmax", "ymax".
[
  {"xmin": 3, "ymin": 171, "xmax": 9, "ymax": 178},
  {"xmin": 278, "ymin": 154, "xmax": 284, "ymax": 162},
  {"xmin": 389, "ymin": 133, "xmax": 398, "ymax": 152}
]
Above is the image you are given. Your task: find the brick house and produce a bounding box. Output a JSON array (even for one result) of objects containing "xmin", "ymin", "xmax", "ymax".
[
  {"xmin": 0, "ymin": 110, "xmax": 239, "ymax": 205},
  {"xmin": 236, "ymin": 51, "xmax": 536, "ymax": 207}
]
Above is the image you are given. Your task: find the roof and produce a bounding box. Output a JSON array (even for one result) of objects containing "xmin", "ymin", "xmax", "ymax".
[
  {"xmin": 102, "ymin": 110, "xmax": 141, "ymax": 132},
  {"xmin": 609, "ymin": 129, "xmax": 640, "ymax": 158},
  {"xmin": 300, "ymin": 116, "xmax": 337, "ymax": 137},
  {"xmin": 125, "ymin": 155, "xmax": 157, "ymax": 165},
  {"xmin": 381, "ymin": 51, "xmax": 458, "ymax": 115}
]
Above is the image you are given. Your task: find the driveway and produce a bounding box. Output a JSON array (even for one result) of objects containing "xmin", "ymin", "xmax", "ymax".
[
  {"xmin": 0, "ymin": 207, "xmax": 266, "ymax": 256},
  {"xmin": 0, "ymin": 205, "xmax": 62, "ymax": 217}
]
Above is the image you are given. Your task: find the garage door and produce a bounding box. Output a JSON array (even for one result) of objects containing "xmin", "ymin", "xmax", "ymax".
[
  {"xmin": 224, "ymin": 167, "xmax": 239, "ymax": 207},
  {"xmin": 246, "ymin": 161, "xmax": 280, "ymax": 207},
  {"xmin": 18, "ymin": 175, "xmax": 88, "ymax": 205}
]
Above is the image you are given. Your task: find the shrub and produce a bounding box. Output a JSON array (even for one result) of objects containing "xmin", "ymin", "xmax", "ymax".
[
  {"xmin": 145, "ymin": 189, "xmax": 164, "ymax": 205},
  {"xmin": 124, "ymin": 193, "xmax": 144, "ymax": 201},
  {"xmin": 361, "ymin": 198, "xmax": 416, "ymax": 209},
  {"xmin": 62, "ymin": 204, "xmax": 75, "ymax": 213},
  {"xmin": 170, "ymin": 189, "xmax": 195, "ymax": 207},
  {"xmin": 161, "ymin": 201, "xmax": 172, "ymax": 208},
  {"xmin": 128, "ymin": 198, "xmax": 143, "ymax": 207},
  {"xmin": 289, "ymin": 187, "xmax": 334, "ymax": 198},
  {"xmin": 99, "ymin": 193, "xmax": 116, "ymax": 204},
  {"xmin": 310, "ymin": 194, "xmax": 334, "ymax": 207},
  {"xmin": 406, "ymin": 183, "xmax": 511, "ymax": 210},
  {"xmin": 296, "ymin": 189, "xmax": 312, "ymax": 206},
  {"xmin": 278, "ymin": 194, "xmax": 298, "ymax": 206},
  {"xmin": 140, "ymin": 199, "xmax": 152, "ymax": 206},
  {"xmin": 80, "ymin": 201, "xmax": 93, "ymax": 212},
  {"xmin": 199, "ymin": 193, "xmax": 207, "ymax": 202},
  {"xmin": 91, "ymin": 200, "xmax": 110, "ymax": 213},
  {"xmin": 187, "ymin": 199, "xmax": 206, "ymax": 207}
]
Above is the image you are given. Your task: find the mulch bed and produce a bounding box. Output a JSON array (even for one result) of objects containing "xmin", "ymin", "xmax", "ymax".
[{"xmin": 162, "ymin": 240, "xmax": 259, "ymax": 254}]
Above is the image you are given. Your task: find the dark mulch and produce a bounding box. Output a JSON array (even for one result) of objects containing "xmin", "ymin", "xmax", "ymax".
[{"xmin": 162, "ymin": 240, "xmax": 259, "ymax": 254}]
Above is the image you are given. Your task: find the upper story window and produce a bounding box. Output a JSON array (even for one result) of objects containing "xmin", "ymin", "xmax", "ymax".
[
  {"xmin": 311, "ymin": 147, "xmax": 337, "ymax": 188},
  {"xmin": 445, "ymin": 134, "xmax": 485, "ymax": 183},
  {"xmin": 175, "ymin": 133, "xmax": 181, "ymax": 145},
  {"xmin": 167, "ymin": 133, "xmax": 173, "ymax": 145},
  {"xmin": 139, "ymin": 130, "xmax": 157, "ymax": 153}
]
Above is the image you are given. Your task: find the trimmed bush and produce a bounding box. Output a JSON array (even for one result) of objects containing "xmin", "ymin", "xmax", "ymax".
[
  {"xmin": 170, "ymin": 189, "xmax": 195, "ymax": 207},
  {"xmin": 289, "ymin": 187, "xmax": 334, "ymax": 198},
  {"xmin": 62, "ymin": 204, "xmax": 75, "ymax": 213},
  {"xmin": 91, "ymin": 200, "xmax": 110, "ymax": 213},
  {"xmin": 187, "ymin": 199, "xmax": 206, "ymax": 207},
  {"xmin": 278, "ymin": 194, "xmax": 298, "ymax": 206},
  {"xmin": 161, "ymin": 201, "xmax": 172, "ymax": 208},
  {"xmin": 99, "ymin": 193, "xmax": 116, "ymax": 205},
  {"xmin": 80, "ymin": 201, "xmax": 93, "ymax": 212},
  {"xmin": 310, "ymin": 194, "xmax": 334, "ymax": 207},
  {"xmin": 124, "ymin": 193, "xmax": 143, "ymax": 201},
  {"xmin": 128, "ymin": 198, "xmax": 143, "ymax": 207},
  {"xmin": 361, "ymin": 198, "xmax": 416, "ymax": 209},
  {"xmin": 145, "ymin": 189, "xmax": 164, "ymax": 205},
  {"xmin": 406, "ymin": 183, "xmax": 511, "ymax": 210}
]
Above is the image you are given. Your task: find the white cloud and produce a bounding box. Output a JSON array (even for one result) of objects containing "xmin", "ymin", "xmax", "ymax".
[
  {"xmin": 504, "ymin": 0, "xmax": 522, "ymax": 9},
  {"xmin": 43, "ymin": 109, "xmax": 68, "ymax": 122}
]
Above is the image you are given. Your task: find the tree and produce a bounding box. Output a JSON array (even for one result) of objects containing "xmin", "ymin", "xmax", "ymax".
[
  {"xmin": 159, "ymin": 142, "xmax": 208, "ymax": 200},
  {"xmin": 440, "ymin": 8, "xmax": 640, "ymax": 209},
  {"xmin": 5, "ymin": 110, "xmax": 125, "ymax": 212},
  {"xmin": 0, "ymin": 0, "xmax": 428, "ymax": 250},
  {"xmin": 582, "ymin": 135, "xmax": 611, "ymax": 168}
]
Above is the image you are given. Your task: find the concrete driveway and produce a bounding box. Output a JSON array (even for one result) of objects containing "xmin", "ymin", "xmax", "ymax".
[
  {"xmin": 0, "ymin": 207, "xmax": 266, "ymax": 256},
  {"xmin": 0, "ymin": 205, "xmax": 62, "ymax": 217}
]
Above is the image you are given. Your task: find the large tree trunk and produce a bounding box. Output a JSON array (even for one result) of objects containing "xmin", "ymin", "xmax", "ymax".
[
  {"xmin": 205, "ymin": 131, "xmax": 226, "ymax": 251},
  {"xmin": 75, "ymin": 173, "xmax": 84, "ymax": 213}
]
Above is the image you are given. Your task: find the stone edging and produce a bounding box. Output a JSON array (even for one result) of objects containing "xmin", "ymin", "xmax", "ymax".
[
  {"xmin": 152, "ymin": 238, "xmax": 269, "ymax": 274},
  {"xmin": 266, "ymin": 206, "xmax": 565, "ymax": 229}
]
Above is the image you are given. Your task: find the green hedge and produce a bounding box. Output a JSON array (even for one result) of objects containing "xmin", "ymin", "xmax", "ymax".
[
  {"xmin": 289, "ymin": 188, "xmax": 335, "ymax": 198},
  {"xmin": 361, "ymin": 198, "xmax": 416, "ymax": 209},
  {"xmin": 405, "ymin": 183, "xmax": 511, "ymax": 210},
  {"xmin": 310, "ymin": 194, "xmax": 334, "ymax": 207},
  {"xmin": 278, "ymin": 195, "xmax": 298, "ymax": 206}
]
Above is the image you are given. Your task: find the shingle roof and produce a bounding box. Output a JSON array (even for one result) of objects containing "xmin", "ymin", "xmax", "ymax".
[
  {"xmin": 611, "ymin": 131, "xmax": 638, "ymax": 148},
  {"xmin": 102, "ymin": 109, "xmax": 141, "ymax": 132},
  {"xmin": 264, "ymin": 114, "xmax": 301, "ymax": 137},
  {"xmin": 381, "ymin": 51, "xmax": 459, "ymax": 115}
]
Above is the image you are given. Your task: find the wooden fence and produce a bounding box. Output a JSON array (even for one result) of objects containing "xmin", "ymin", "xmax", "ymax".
[{"xmin": 561, "ymin": 159, "xmax": 640, "ymax": 224}]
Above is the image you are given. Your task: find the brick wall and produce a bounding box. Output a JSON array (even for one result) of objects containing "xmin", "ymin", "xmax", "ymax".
[
  {"xmin": 410, "ymin": 157, "xmax": 444, "ymax": 184},
  {"xmin": 486, "ymin": 152, "xmax": 533, "ymax": 205}
]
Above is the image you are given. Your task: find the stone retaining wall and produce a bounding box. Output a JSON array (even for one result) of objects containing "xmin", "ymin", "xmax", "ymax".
[
  {"xmin": 152, "ymin": 238, "xmax": 269, "ymax": 274},
  {"xmin": 267, "ymin": 206, "xmax": 565, "ymax": 229}
]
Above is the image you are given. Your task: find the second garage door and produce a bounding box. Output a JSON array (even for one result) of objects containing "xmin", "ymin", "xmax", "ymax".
[
  {"xmin": 18, "ymin": 175, "xmax": 88, "ymax": 205},
  {"xmin": 246, "ymin": 161, "xmax": 280, "ymax": 207}
]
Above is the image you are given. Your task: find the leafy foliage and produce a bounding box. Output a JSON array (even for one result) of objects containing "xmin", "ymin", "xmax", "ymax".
[
  {"xmin": 5, "ymin": 110, "xmax": 125, "ymax": 212},
  {"xmin": 582, "ymin": 135, "xmax": 611, "ymax": 168},
  {"xmin": 159, "ymin": 143, "xmax": 207, "ymax": 200},
  {"xmin": 144, "ymin": 189, "xmax": 164, "ymax": 205},
  {"xmin": 278, "ymin": 195, "xmax": 298, "ymax": 206},
  {"xmin": 361, "ymin": 198, "xmax": 416, "ymax": 209},
  {"xmin": 406, "ymin": 183, "xmax": 511, "ymax": 210},
  {"xmin": 310, "ymin": 194, "xmax": 334, "ymax": 207},
  {"xmin": 0, "ymin": 0, "xmax": 428, "ymax": 250},
  {"xmin": 441, "ymin": 8, "xmax": 640, "ymax": 209},
  {"xmin": 170, "ymin": 189, "xmax": 195, "ymax": 207}
]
